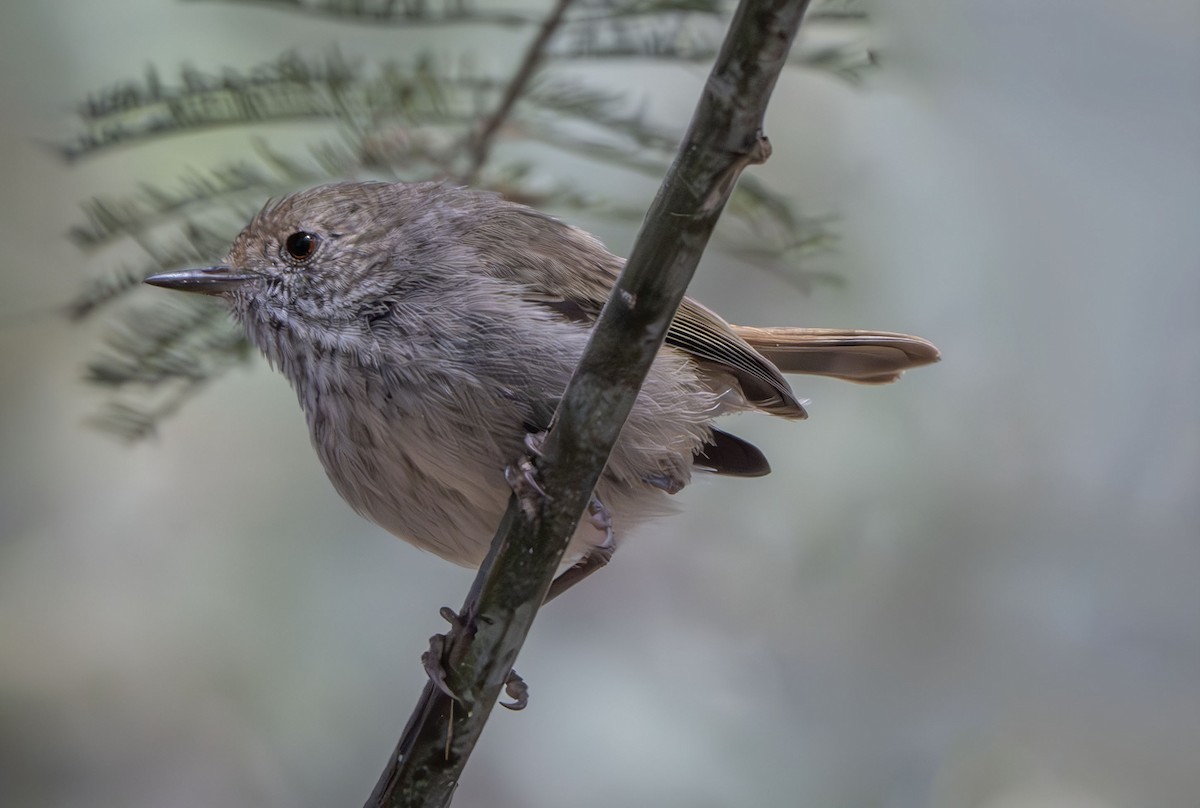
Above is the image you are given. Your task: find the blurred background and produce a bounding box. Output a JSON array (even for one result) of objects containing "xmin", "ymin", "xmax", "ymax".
[{"xmin": 1, "ymin": 1, "xmax": 1198, "ymax": 806}]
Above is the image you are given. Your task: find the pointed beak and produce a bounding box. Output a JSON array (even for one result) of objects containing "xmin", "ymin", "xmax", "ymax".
[{"xmin": 144, "ymin": 265, "xmax": 260, "ymax": 295}]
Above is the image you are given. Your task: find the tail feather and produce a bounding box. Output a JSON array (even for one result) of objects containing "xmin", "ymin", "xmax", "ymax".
[
  {"xmin": 694, "ymin": 427, "xmax": 771, "ymax": 478},
  {"xmin": 731, "ymin": 327, "xmax": 941, "ymax": 384}
]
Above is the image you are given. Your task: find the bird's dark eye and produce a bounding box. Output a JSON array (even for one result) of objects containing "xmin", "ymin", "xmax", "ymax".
[{"xmin": 284, "ymin": 231, "xmax": 319, "ymax": 262}]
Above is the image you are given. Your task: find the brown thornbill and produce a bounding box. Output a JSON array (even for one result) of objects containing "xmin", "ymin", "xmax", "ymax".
[{"xmin": 146, "ymin": 181, "xmax": 939, "ymax": 597}]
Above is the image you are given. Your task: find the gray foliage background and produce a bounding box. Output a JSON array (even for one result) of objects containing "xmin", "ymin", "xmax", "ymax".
[{"xmin": 1, "ymin": 2, "xmax": 1198, "ymax": 807}]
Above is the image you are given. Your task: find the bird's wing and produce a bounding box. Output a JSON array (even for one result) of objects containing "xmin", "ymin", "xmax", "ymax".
[
  {"xmin": 520, "ymin": 281, "xmax": 808, "ymax": 419},
  {"xmin": 471, "ymin": 206, "xmax": 934, "ymax": 418}
]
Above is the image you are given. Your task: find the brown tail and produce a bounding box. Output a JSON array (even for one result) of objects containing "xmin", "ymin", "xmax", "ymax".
[{"xmin": 731, "ymin": 327, "xmax": 941, "ymax": 384}]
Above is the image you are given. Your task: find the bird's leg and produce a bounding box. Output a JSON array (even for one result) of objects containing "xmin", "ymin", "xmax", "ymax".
[
  {"xmin": 545, "ymin": 494, "xmax": 615, "ymax": 603},
  {"xmin": 417, "ymin": 414, "xmax": 615, "ymax": 709},
  {"xmin": 422, "ymin": 432, "xmax": 548, "ymax": 710},
  {"xmin": 504, "ymin": 431, "xmax": 616, "ymax": 604},
  {"xmin": 431, "ymin": 439, "xmax": 614, "ymax": 710}
]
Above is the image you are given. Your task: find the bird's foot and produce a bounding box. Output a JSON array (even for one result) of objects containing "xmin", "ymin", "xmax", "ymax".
[
  {"xmin": 505, "ymin": 431, "xmax": 549, "ymax": 519},
  {"xmin": 421, "ymin": 606, "xmax": 471, "ymax": 703},
  {"xmin": 501, "ymin": 669, "xmax": 529, "ymax": 711},
  {"xmin": 421, "ymin": 606, "xmax": 530, "ymax": 710}
]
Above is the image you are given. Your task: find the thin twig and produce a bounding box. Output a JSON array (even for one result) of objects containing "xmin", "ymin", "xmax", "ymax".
[
  {"xmin": 457, "ymin": 0, "xmax": 576, "ymax": 185},
  {"xmin": 366, "ymin": 2, "xmax": 813, "ymax": 806}
]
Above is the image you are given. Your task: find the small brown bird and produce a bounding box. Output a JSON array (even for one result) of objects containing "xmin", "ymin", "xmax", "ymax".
[{"xmin": 146, "ymin": 181, "xmax": 938, "ymax": 598}]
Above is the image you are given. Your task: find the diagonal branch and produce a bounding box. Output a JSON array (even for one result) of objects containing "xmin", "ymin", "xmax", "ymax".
[
  {"xmin": 457, "ymin": 0, "xmax": 576, "ymax": 185},
  {"xmin": 366, "ymin": 1, "xmax": 813, "ymax": 806}
]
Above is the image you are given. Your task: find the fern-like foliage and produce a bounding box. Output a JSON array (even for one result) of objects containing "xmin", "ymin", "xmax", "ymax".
[{"xmin": 69, "ymin": 0, "xmax": 868, "ymax": 440}]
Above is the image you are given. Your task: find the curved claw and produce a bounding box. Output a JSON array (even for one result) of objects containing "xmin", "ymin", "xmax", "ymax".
[
  {"xmin": 421, "ymin": 633, "xmax": 462, "ymax": 703},
  {"xmin": 523, "ymin": 432, "xmax": 546, "ymax": 457},
  {"xmin": 505, "ymin": 451, "xmax": 548, "ymax": 519},
  {"xmin": 421, "ymin": 606, "xmax": 471, "ymax": 703},
  {"xmin": 587, "ymin": 495, "xmax": 614, "ymax": 546},
  {"xmin": 501, "ymin": 669, "xmax": 529, "ymax": 711}
]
